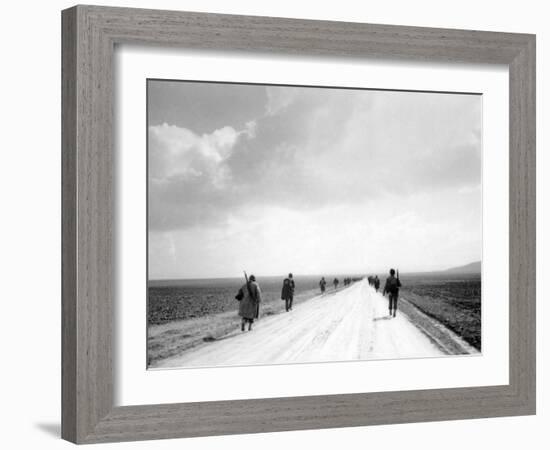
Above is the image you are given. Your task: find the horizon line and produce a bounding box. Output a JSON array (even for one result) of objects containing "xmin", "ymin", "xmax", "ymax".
[{"xmin": 148, "ymin": 261, "xmax": 481, "ymax": 282}]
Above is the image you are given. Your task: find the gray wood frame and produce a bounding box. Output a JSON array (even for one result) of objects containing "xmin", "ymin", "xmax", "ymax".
[{"xmin": 62, "ymin": 5, "xmax": 536, "ymax": 444}]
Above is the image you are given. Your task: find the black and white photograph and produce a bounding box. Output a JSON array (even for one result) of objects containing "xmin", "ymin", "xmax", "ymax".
[
  {"xmin": 147, "ymin": 79, "xmax": 482, "ymax": 369},
  {"xmin": 0, "ymin": 0, "xmax": 543, "ymax": 447}
]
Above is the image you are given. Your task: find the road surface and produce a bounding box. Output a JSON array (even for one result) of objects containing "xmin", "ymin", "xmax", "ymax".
[{"xmin": 155, "ymin": 279, "xmax": 461, "ymax": 369}]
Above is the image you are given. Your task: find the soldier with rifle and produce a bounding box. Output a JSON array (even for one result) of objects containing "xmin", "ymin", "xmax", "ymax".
[
  {"xmin": 235, "ymin": 272, "xmax": 262, "ymax": 331},
  {"xmin": 383, "ymin": 268, "xmax": 402, "ymax": 317}
]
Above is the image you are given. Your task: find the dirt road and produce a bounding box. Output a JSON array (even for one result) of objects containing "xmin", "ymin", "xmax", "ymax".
[{"xmin": 154, "ymin": 279, "xmax": 476, "ymax": 369}]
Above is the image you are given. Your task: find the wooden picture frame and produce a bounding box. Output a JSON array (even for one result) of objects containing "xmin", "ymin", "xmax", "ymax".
[{"xmin": 61, "ymin": 5, "xmax": 536, "ymax": 444}]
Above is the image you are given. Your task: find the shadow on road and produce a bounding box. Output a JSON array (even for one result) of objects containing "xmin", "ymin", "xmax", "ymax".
[{"xmin": 374, "ymin": 316, "xmax": 392, "ymax": 322}]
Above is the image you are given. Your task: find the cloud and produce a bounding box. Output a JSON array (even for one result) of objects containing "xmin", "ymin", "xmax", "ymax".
[
  {"xmin": 148, "ymin": 122, "xmax": 255, "ymax": 230},
  {"xmin": 148, "ymin": 85, "xmax": 481, "ymax": 233},
  {"xmin": 149, "ymin": 123, "xmax": 240, "ymax": 181}
]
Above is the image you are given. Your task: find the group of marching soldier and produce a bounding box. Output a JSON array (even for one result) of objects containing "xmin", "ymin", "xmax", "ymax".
[
  {"xmin": 235, "ymin": 272, "xmax": 297, "ymax": 332},
  {"xmin": 235, "ymin": 269, "xmax": 402, "ymax": 331},
  {"xmin": 367, "ymin": 275, "xmax": 381, "ymax": 291}
]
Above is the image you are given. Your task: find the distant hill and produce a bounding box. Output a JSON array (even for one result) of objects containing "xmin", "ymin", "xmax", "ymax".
[{"xmin": 443, "ymin": 261, "xmax": 481, "ymax": 274}]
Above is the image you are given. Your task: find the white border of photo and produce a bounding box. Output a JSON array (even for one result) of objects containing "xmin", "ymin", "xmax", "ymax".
[{"xmin": 114, "ymin": 45, "xmax": 508, "ymax": 406}]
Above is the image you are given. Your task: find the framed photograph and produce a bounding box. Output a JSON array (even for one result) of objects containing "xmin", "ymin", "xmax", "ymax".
[{"xmin": 62, "ymin": 5, "xmax": 536, "ymax": 444}]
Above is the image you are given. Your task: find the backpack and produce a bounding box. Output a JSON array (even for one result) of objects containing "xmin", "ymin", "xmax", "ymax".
[
  {"xmin": 387, "ymin": 277, "xmax": 400, "ymax": 294},
  {"xmin": 235, "ymin": 288, "xmax": 244, "ymax": 301}
]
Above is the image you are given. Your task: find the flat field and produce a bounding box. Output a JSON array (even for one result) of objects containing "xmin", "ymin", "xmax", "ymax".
[
  {"xmin": 147, "ymin": 275, "xmax": 348, "ymax": 365},
  {"xmin": 396, "ymin": 272, "xmax": 481, "ymax": 350}
]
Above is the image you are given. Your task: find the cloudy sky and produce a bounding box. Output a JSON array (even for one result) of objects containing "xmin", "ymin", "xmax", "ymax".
[{"xmin": 148, "ymin": 80, "xmax": 481, "ymax": 280}]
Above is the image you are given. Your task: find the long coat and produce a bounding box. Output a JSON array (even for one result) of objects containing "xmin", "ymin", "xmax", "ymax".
[{"xmin": 238, "ymin": 281, "xmax": 262, "ymax": 320}]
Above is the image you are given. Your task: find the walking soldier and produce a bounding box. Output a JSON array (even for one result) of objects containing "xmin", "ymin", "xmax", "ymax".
[
  {"xmin": 236, "ymin": 273, "xmax": 262, "ymax": 331},
  {"xmin": 383, "ymin": 269, "xmax": 402, "ymax": 317}
]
